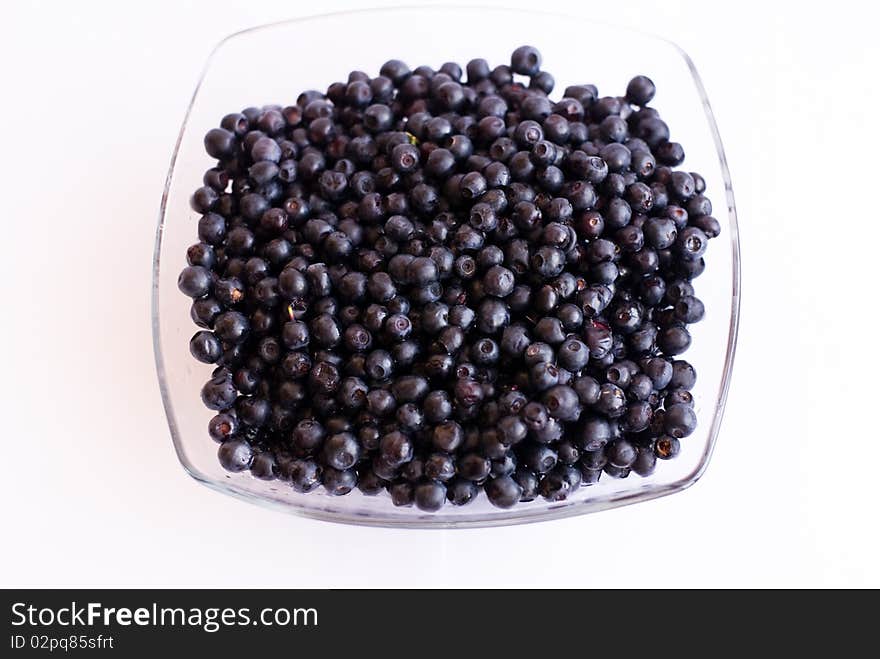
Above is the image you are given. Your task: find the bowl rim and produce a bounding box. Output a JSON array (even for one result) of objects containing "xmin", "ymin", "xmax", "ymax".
[{"xmin": 152, "ymin": 5, "xmax": 742, "ymax": 528}]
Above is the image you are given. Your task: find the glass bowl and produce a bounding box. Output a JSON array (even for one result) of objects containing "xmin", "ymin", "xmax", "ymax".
[{"xmin": 152, "ymin": 7, "xmax": 741, "ymax": 528}]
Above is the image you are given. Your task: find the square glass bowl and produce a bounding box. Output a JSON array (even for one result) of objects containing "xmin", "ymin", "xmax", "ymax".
[{"xmin": 153, "ymin": 7, "xmax": 741, "ymax": 528}]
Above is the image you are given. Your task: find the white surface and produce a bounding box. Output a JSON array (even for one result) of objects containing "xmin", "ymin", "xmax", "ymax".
[{"xmin": 1, "ymin": 0, "xmax": 877, "ymax": 588}]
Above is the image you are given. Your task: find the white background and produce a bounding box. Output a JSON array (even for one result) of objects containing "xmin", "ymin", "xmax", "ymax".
[{"xmin": 2, "ymin": 0, "xmax": 877, "ymax": 588}]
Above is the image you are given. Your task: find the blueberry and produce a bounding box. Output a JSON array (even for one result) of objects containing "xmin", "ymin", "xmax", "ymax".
[
  {"xmin": 654, "ymin": 435, "xmax": 681, "ymax": 460},
  {"xmin": 658, "ymin": 324, "xmax": 692, "ymax": 356},
  {"xmin": 406, "ymin": 256, "xmax": 439, "ymax": 285},
  {"xmin": 534, "ymin": 317, "xmax": 566, "ymax": 344},
  {"xmin": 291, "ymin": 419, "xmax": 325, "ymax": 455},
  {"xmin": 424, "ymin": 354, "xmax": 455, "ymax": 382},
  {"xmin": 519, "ymin": 399, "xmax": 549, "ymax": 431},
  {"xmin": 204, "ymin": 128, "xmax": 236, "ymax": 159},
  {"xmin": 322, "ymin": 467, "xmax": 357, "ymax": 495},
  {"xmin": 579, "ymin": 416, "xmax": 613, "ymax": 451},
  {"xmin": 656, "ymin": 141, "xmax": 685, "ymax": 166},
  {"xmin": 532, "ymin": 417, "xmax": 564, "ymax": 444},
  {"xmin": 557, "ymin": 440, "xmax": 581, "ymax": 466},
  {"xmin": 485, "ymin": 475, "xmax": 523, "ymax": 508},
  {"xmin": 584, "ymin": 325, "xmax": 614, "ymax": 359},
  {"xmin": 410, "ymin": 481, "xmax": 445, "ymax": 512},
  {"xmin": 630, "ymin": 149, "xmax": 656, "ymax": 178},
  {"xmin": 233, "ymin": 367, "xmax": 260, "ymax": 396},
  {"xmin": 363, "ymin": 349, "xmax": 393, "ymax": 382},
  {"xmin": 580, "ymin": 449, "xmax": 608, "ymax": 471},
  {"xmin": 495, "ymin": 327, "xmax": 528, "ymax": 360},
  {"xmin": 595, "ymin": 382, "xmax": 627, "ymax": 418},
  {"xmin": 395, "ymin": 338, "xmax": 425, "ymax": 368},
  {"xmin": 278, "ymin": 268, "xmax": 308, "ymax": 301},
  {"xmin": 356, "ymin": 468, "xmax": 386, "ymax": 495},
  {"xmin": 379, "ymin": 430, "xmax": 413, "ymax": 467},
  {"xmin": 634, "ymin": 114, "xmax": 669, "ymax": 147},
  {"xmin": 573, "ymin": 376, "xmax": 602, "ymax": 407},
  {"xmin": 674, "ymin": 295, "xmax": 705, "ymax": 323},
  {"xmin": 309, "ymin": 361, "xmax": 340, "ymax": 394},
  {"xmin": 514, "ymin": 121, "xmax": 545, "ymax": 150},
  {"xmin": 670, "ymin": 360, "xmax": 697, "ymax": 389},
  {"xmin": 187, "ymin": 241, "xmax": 216, "ymax": 270},
  {"xmin": 539, "ymin": 465, "xmax": 582, "ymax": 501},
  {"xmin": 533, "ymin": 286, "xmax": 560, "ymax": 314},
  {"xmin": 484, "ymin": 161, "xmax": 511, "ymax": 189},
  {"xmin": 250, "ymin": 451, "xmax": 277, "ymax": 480},
  {"xmin": 476, "ymin": 298, "xmax": 510, "ymax": 334},
  {"xmin": 454, "ymin": 377, "xmax": 484, "ymax": 407},
  {"xmin": 472, "ymin": 337, "xmax": 500, "ymax": 365},
  {"xmin": 522, "ymin": 444, "xmax": 558, "ymax": 474},
  {"xmin": 424, "ymin": 453, "xmax": 456, "ymax": 483},
  {"xmin": 528, "ymin": 362, "xmax": 558, "ymax": 392},
  {"xmin": 543, "ymin": 385, "xmax": 582, "ymax": 421},
  {"xmin": 457, "ymin": 453, "xmax": 491, "ymax": 482},
  {"xmin": 200, "ymin": 371, "xmax": 237, "ymax": 411},
  {"xmin": 388, "ymin": 481, "xmax": 414, "ymax": 506},
  {"xmin": 606, "ymin": 439, "xmax": 638, "ymax": 468},
  {"xmin": 531, "ymin": 246, "xmax": 566, "ymax": 278},
  {"xmin": 384, "ymin": 313, "xmax": 413, "ymax": 342},
  {"xmin": 459, "ymin": 171, "xmax": 487, "ymax": 200},
  {"xmin": 627, "ymin": 374, "xmax": 654, "ymax": 402},
  {"xmin": 557, "ymin": 303, "xmax": 584, "ymax": 332},
  {"xmin": 251, "ymin": 136, "xmax": 282, "ymax": 163},
  {"xmin": 190, "ymin": 331, "xmax": 222, "ymax": 364},
  {"xmin": 447, "ymin": 477, "xmax": 479, "ymax": 506},
  {"xmin": 279, "ymin": 320, "xmax": 308, "ymax": 350},
  {"xmin": 323, "ymin": 432, "xmax": 360, "ymax": 471},
  {"xmin": 391, "ymin": 375, "xmax": 429, "ymax": 403},
  {"xmin": 620, "ymin": 401, "xmax": 653, "ymax": 433},
  {"xmin": 643, "ymin": 357, "xmax": 673, "ymax": 389},
  {"xmin": 510, "ymin": 45, "xmax": 542, "ymax": 76},
  {"xmin": 218, "ymin": 439, "xmax": 253, "ymax": 472},
  {"xmin": 506, "ymin": 285, "xmax": 532, "ymax": 312},
  {"xmin": 424, "ymin": 147, "xmax": 455, "ymax": 178},
  {"xmin": 600, "ymin": 143, "xmax": 631, "ymax": 172},
  {"xmin": 208, "ymin": 412, "xmax": 239, "ymax": 443},
  {"xmin": 664, "ymin": 403, "xmax": 698, "ymax": 438},
  {"xmin": 177, "ymin": 265, "xmax": 212, "ymax": 298},
  {"xmin": 601, "ymin": 458, "xmax": 632, "ymax": 479},
  {"xmin": 631, "ymin": 447, "xmax": 657, "ymax": 476},
  {"xmin": 510, "ymin": 469, "xmax": 538, "ymax": 502},
  {"xmin": 310, "ymin": 313, "xmax": 341, "ymax": 348},
  {"xmin": 498, "ymin": 390, "xmax": 528, "ymax": 416},
  {"xmin": 611, "ymin": 301, "xmax": 644, "ymax": 334},
  {"xmin": 483, "ymin": 265, "xmax": 515, "ymax": 298},
  {"xmin": 466, "ymin": 58, "xmax": 490, "ymax": 82},
  {"xmin": 606, "ymin": 362, "xmax": 632, "ymax": 389},
  {"xmin": 686, "ymin": 213, "xmax": 719, "ymax": 240},
  {"xmin": 497, "ymin": 415, "xmax": 528, "ymax": 446},
  {"xmin": 625, "ymin": 75, "xmax": 656, "ymax": 106},
  {"xmin": 677, "ymin": 226, "xmax": 709, "ymax": 260},
  {"xmin": 236, "ymin": 396, "xmax": 270, "ymax": 428}
]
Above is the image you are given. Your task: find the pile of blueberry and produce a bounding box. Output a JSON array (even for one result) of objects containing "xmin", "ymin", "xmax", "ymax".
[{"xmin": 178, "ymin": 46, "xmax": 718, "ymax": 512}]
